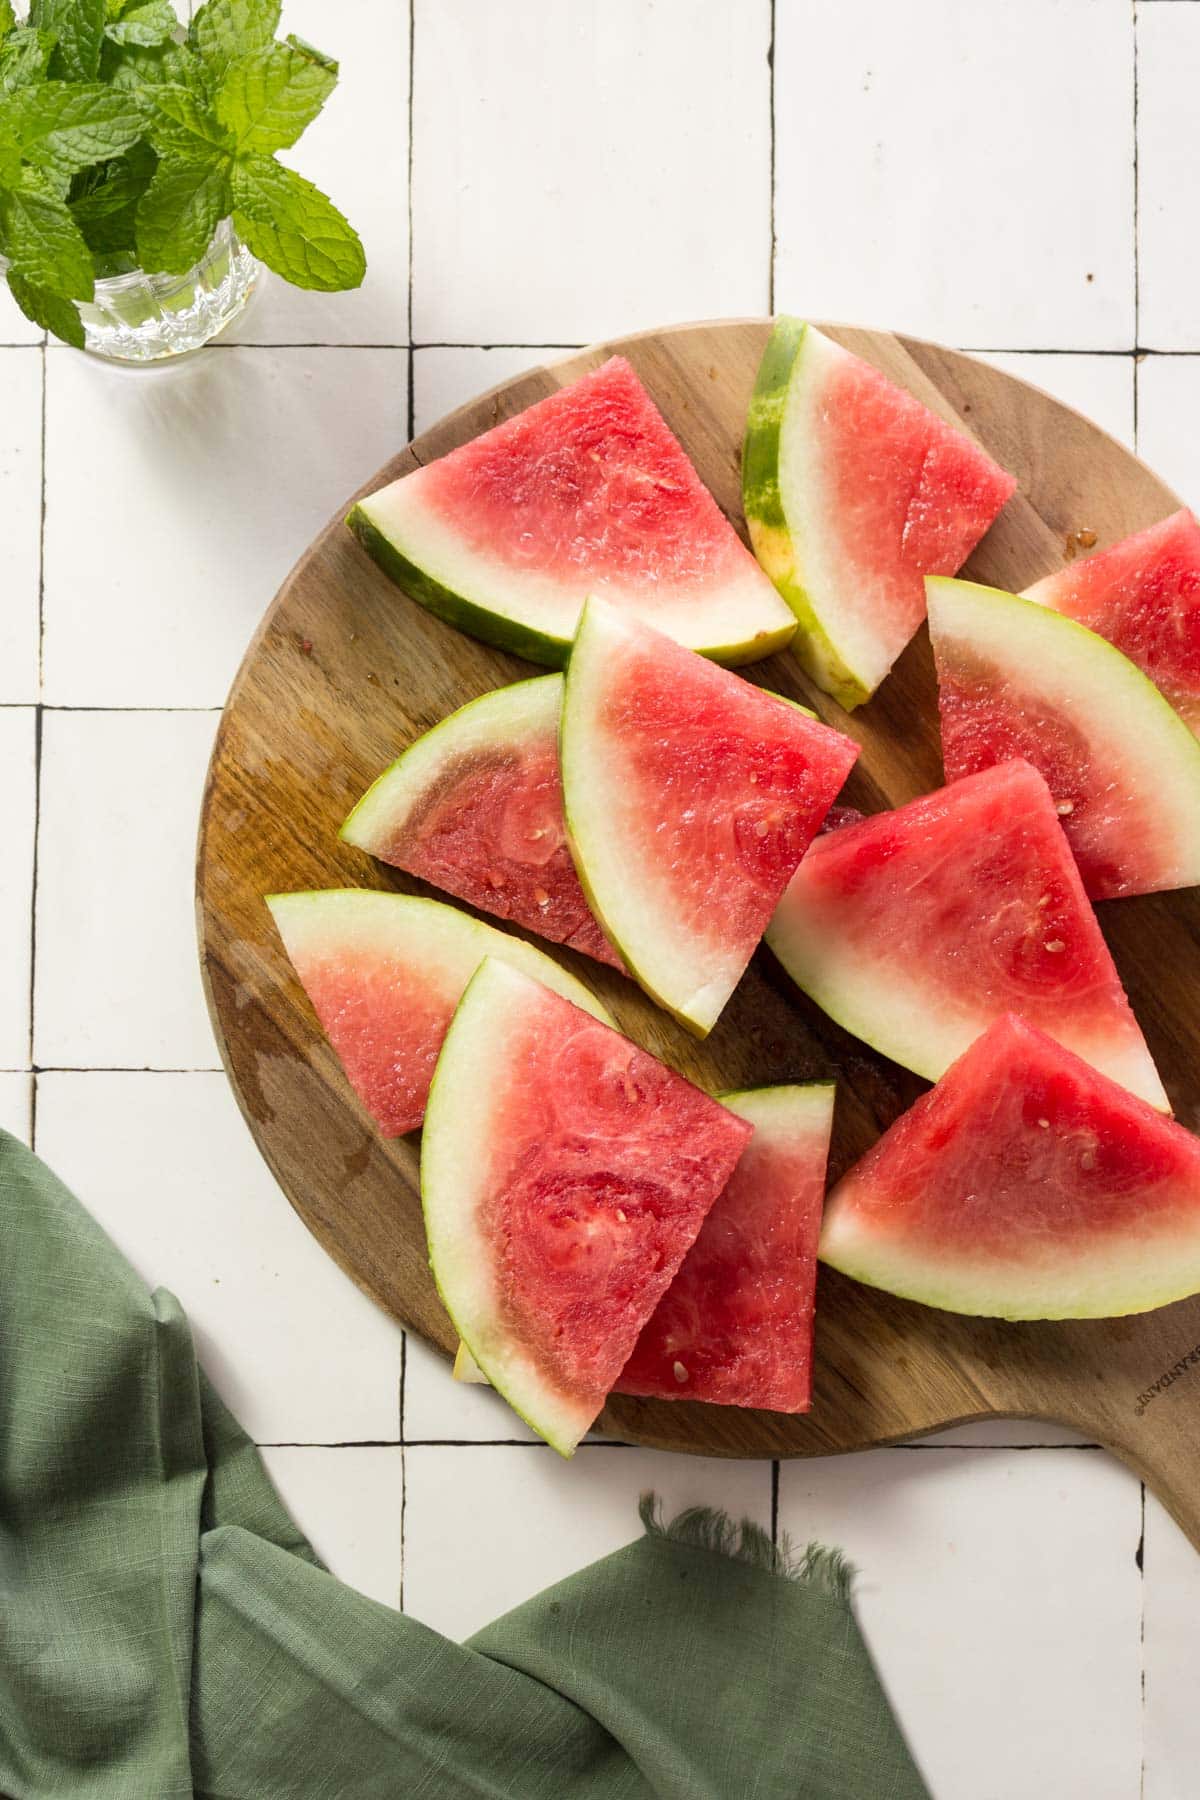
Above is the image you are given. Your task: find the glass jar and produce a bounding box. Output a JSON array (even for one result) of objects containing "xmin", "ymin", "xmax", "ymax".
[{"xmin": 3, "ymin": 218, "xmax": 261, "ymax": 363}]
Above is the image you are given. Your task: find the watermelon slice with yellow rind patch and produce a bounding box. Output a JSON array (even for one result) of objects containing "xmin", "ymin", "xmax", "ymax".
[
  {"xmin": 561, "ymin": 598, "xmax": 859, "ymax": 1035},
  {"xmin": 1022, "ymin": 509, "xmax": 1200, "ymax": 736},
  {"xmin": 348, "ymin": 356, "xmax": 796, "ymax": 669},
  {"xmin": 767, "ymin": 760, "xmax": 1167, "ymax": 1110},
  {"xmin": 820, "ymin": 1015, "xmax": 1200, "ymax": 1320},
  {"xmin": 266, "ymin": 890, "xmax": 612, "ymax": 1136},
  {"xmin": 341, "ymin": 676, "xmax": 622, "ymax": 969},
  {"xmin": 421, "ymin": 958, "xmax": 752, "ymax": 1454},
  {"xmin": 928, "ymin": 575, "xmax": 1200, "ymax": 900},
  {"xmin": 616, "ymin": 1083, "xmax": 834, "ymax": 1411},
  {"xmin": 742, "ymin": 319, "xmax": 1016, "ymax": 708}
]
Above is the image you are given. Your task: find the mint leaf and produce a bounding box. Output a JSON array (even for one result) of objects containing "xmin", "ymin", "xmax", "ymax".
[
  {"xmin": 108, "ymin": 38, "xmax": 204, "ymax": 95},
  {"xmin": 190, "ymin": 0, "xmax": 279, "ymax": 80},
  {"xmin": 106, "ymin": 2, "xmax": 178, "ymax": 48},
  {"xmin": 0, "ymin": 3, "xmax": 16, "ymax": 43},
  {"xmin": 0, "ymin": 118, "xmax": 20, "ymax": 186},
  {"xmin": 215, "ymin": 42, "xmax": 335, "ymax": 153},
  {"xmin": 70, "ymin": 138, "xmax": 154, "ymax": 251},
  {"xmin": 0, "ymin": 27, "xmax": 56, "ymax": 95},
  {"xmin": 231, "ymin": 153, "xmax": 363, "ymax": 291},
  {"xmin": 141, "ymin": 79, "xmax": 232, "ymax": 153},
  {"xmin": 3, "ymin": 183, "xmax": 94, "ymax": 296},
  {"xmin": 9, "ymin": 82, "xmax": 148, "ymax": 176},
  {"xmin": 135, "ymin": 147, "xmax": 226, "ymax": 271},
  {"xmin": 6, "ymin": 268, "xmax": 85, "ymax": 345},
  {"xmin": 32, "ymin": 0, "xmax": 107, "ymax": 82}
]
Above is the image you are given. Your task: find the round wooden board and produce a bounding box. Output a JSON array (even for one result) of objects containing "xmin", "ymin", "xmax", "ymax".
[{"xmin": 198, "ymin": 319, "xmax": 1200, "ymax": 1549}]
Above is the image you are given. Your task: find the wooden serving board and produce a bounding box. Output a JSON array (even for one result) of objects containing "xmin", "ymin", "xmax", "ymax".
[{"xmin": 197, "ymin": 320, "xmax": 1200, "ymax": 1550}]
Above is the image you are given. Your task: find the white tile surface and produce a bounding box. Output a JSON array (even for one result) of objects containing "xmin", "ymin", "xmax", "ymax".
[
  {"xmin": 41, "ymin": 347, "xmax": 408, "ymax": 709},
  {"xmin": 0, "ymin": 708, "xmax": 35, "ymax": 1071},
  {"xmin": 779, "ymin": 1448, "xmax": 1143, "ymax": 1800},
  {"xmin": 259, "ymin": 1447, "xmax": 405, "ymax": 1608},
  {"xmin": 34, "ymin": 710, "xmax": 219, "ymax": 1069},
  {"xmin": 0, "ymin": 1073, "xmax": 32, "ymax": 1144},
  {"xmin": 0, "ymin": 351, "xmax": 42, "ymax": 705},
  {"xmin": 775, "ymin": 0, "xmax": 1135, "ymax": 350},
  {"xmin": 404, "ymin": 1331, "xmax": 538, "ymax": 1443},
  {"xmin": 1136, "ymin": 4, "xmax": 1200, "ymax": 350},
  {"xmin": 34, "ymin": 1072, "xmax": 404, "ymax": 1445},
  {"xmin": 1136, "ymin": 354, "xmax": 1200, "ymax": 508},
  {"xmin": 411, "ymin": 0, "xmax": 772, "ymax": 345},
  {"xmin": 412, "ymin": 344, "xmax": 563, "ymax": 437},
  {"xmin": 226, "ymin": 0, "xmax": 410, "ymax": 347},
  {"xmin": 0, "ymin": 284, "xmax": 44, "ymax": 347},
  {"xmin": 1143, "ymin": 1494, "xmax": 1200, "ymax": 1800},
  {"xmin": 979, "ymin": 351, "xmax": 1136, "ymax": 449},
  {"xmin": 403, "ymin": 1444, "xmax": 770, "ymax": 1640}
]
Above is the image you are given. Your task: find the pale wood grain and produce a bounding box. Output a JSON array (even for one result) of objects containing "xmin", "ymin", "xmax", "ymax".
[{"xmin": 197, "ymin": 320, "xmax": 1200, "ymax": 1548}]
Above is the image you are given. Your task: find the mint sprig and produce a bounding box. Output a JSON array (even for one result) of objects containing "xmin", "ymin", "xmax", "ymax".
[{"xmin": 0, "ymin": 0, "xmax": 363, "ymax": 343}]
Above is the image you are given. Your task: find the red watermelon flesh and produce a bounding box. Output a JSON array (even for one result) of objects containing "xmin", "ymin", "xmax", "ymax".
[
  {"xmin": 766, "ymin": 760, "xmax": 1167, "ymax": 1109},
  {"xmin": 1022, "ymin": 509, "xmax": 1200, "ymax": 735},
  {"xmin": 562, "ymin": 599, "xmax": 860, "ymax": 1034},
  {"xmin": 928, "ymin": 576, "xmax": 1200, "ymax": 901},
  {"xmin": 420, "ymin": 959, "xmax": 753, "ymax": 1452},
  {"xmin": 350, "ymin": 356, "xmax": 795, "ymax": 667},
  {"xmin": 820, "ymin": 1015, "xmax": 1200, "ymax": 1319},
  {"xmin": 616, "ymin": 1084, "xmax": 834, "ymax": 1412},
  {"xmin": 341, "ymin": 678, "xmax": 622, "ymax": 970},
  {"xmin": 266, "ymin": 891, "xmax": 613, "ymax": 1136}
]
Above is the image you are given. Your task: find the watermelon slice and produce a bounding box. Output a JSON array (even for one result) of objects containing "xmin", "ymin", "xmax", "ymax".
[
  {"xmin": 347, "ymin": 356, "xmax": 796, "ymax": 669},
  {"xmin": 742, "ymin": 319, "xmax": 1016, "ymax": 709},
  {"xmin": 420, "ymin": 958, "xmax": 753, "ymax": 1453},
  {"xmin": 766, "ymin": 760, "xmax": 1167, "ymax": 1110},
  {"xmin": 820, "ymin": 1015, "xmax": 1200, "ymax": 1320},
  {"xmin": 561, "ymin": 599, "xmax": 859, "ymax": 1034},
  {"xmin": 1022, "ymin": 509, "xmax": 1200, "ymax": 736},
  {"xmin": 266, "ymin": 890, "xmax": 612, "ymax": 1136},
  {"xmin": 928, "ymin": 576, "xmax": 1200, "ymax": 900},
  {"xmin": 616, "ymin": 1083, "xmax": 835, "ymax": 1412},
  {"xmin": 341, "ymin": 676, "xmax": 622, "ymax": 970}
]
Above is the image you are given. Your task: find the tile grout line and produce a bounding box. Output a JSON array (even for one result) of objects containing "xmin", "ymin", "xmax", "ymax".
[
  {"xmin": 28, "ymin": 338, "xmax": 47, "ymax": 1141},
  {"xmin": 770, "ymin": 1460, "xmax": 780, "ymax": 1547},
  {"xmin": 405, "ymin": 0, "xmax": 416, "ymax": 444},
  {"xmin": 1132, "ymin": 0, "xmax": 1142, "ymax": 446},
  {"xmin": 1137, "ymin": 1480, "xmax": 1146, "ymax": 1799},
  {"xmin": 767, "ymin": 0, "xmax": 776, "ymax": 315}
]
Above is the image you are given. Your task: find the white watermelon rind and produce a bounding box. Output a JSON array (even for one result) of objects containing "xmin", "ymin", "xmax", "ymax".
[
  {"xmin": 927, "ymin": 575, "xmax": 1200, "ymax": 897},
  {"xmin": 820, "ymin": 1200, "xmax": 1200, "ymax": 1321},
  {"xmin": 450, "ymin": 1079, "xmax": 838, "ymax": 1396},
  {"xmin": 347, "ymin": 473, "xmax": 798, "ymax": 671},
  {"xmin": 340, "ymin": 675, "xmax": 563, "ymax": 854},
  {"xmin": 765, "ymin": 792, "xmax": 1170, "ymax": 1113},
  {"xmin": 420, "ymin": 958, "xmax": 606, "ymax": 1456}
]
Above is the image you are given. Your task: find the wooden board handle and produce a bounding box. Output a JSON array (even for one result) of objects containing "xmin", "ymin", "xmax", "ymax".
[{"xmin": 1101, "ymin": 1346, "xmax": 1200, "ymax": 1549}]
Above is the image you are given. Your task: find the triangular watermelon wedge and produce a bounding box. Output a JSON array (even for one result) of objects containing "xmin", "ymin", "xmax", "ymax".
[
  {"xmin": 927, "ymin": 576, "xmax": 1200, "ymax": 900},
  {"xmin": 1022, "ymin": 509, "xmax": 1200, "ymax": 736},
  {"xmin": 616, "ymin": 1083, "xmax": 835, "ymax": 1411},
  {"xmin": 766, "ymin": 760, "xmax": 1167, "ymax": 1110},
  {"xmin": 421, "ymin": 959, "xmax": 753, "ymax": 1453},
  {"xmin": 341, "ymin": 676, "xmax": 622, "ymax": 969},
  {"xmin": 266, "ymin": 890, "xmax": 613, "ymax": 1136},
  {"xmin": 348, "ymin": 356, "xmax": 796, "ymax": 668},
  {"xmin": 742, "ymin": 319, "xmax": 1016, "ymax": 708},
  {"xmin": 820, "ymin": 1015, "xmax": 1200, "ymax": 1320},
  {"xmin": 561, "ymin": 598, "xmax": 859, "ymax": 1035}
]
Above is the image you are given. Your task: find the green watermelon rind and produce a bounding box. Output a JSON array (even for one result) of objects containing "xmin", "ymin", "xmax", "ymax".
[
  {"xmin": 340, "ymin": 674, "xmax": 563, "ymax": 852},
  {"xmin": 346, "ymin": 493, "xmax": 799, "ymax": 672},
  {"xmin": 420, "ymin": 957, "xmax": 609, "ymax": 1457},
  {"xmin": 927, "ymin": 575, "xmax": 1200, "ymax": 897},
  {"xmin": 819, "ymin": 1210, "xmax": 1200, "ymax": 1322},
  {"xmin": 742, "ymin": 318, "xmax": 874, "ymax": 710}
]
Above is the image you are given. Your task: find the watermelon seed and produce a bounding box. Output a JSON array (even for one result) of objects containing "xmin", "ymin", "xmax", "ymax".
[
  {"xmin": 1044, "ymin": 939, "xmax": 1066, "ymax": 954},
  {"xmin": 1056, "ymin": 799, "xmax": 1075, "ymax": 816},
  {"xmin": 534, "ymin": 887, "xmax": 550, "ymax": 907},
  {"xmin": 1038, "ymin": 1118, "xmax": 1050, "ymax": 1129},
  {"xmin": 616, "ymin": 1209, "xmax": 627, "ymax": 1222},
  {"xmin": 1080, "ymin": 1150, "xmax": 1097, "ymax": 1171},
  {"xmin": 673, "ymin": 1361, "xmax": 689, "ymax": 1384}
]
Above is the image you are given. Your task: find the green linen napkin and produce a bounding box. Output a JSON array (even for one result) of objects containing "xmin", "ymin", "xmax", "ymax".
[{"xmin": 0, "ymin": 1130, "xmax": 929, "ymax": 1799}]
